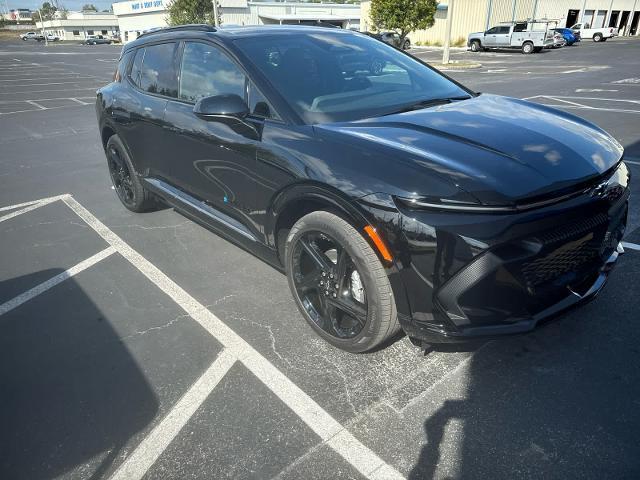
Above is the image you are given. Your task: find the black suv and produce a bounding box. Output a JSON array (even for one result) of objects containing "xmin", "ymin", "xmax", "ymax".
[{"xmin": 97, "ymin": 25, "xmax": 629, "ymax": 352}]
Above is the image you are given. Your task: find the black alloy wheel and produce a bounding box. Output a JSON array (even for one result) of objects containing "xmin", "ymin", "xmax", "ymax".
[
  {"xmin": 107, "ymin": 142, "xmax": 135, "ymax": 208},
  {"xmin": 291, "ymin": 230, "xmax": 368, "ymax": 339},
  {"xmin": 105, "ymin": 134, "xmax": 156, "ymax": 212},
  {"xmin": 285, "ymin": 211, "xmax": 399, "ymax": 352}
]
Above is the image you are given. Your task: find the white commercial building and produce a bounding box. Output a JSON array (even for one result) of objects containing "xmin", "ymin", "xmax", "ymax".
[
  {"xmin": 112, "ymin": 0, "xmax": 361, "ymax": 43},
  {"xmin": 34, "ymin": 12, "xmax": 119, "ymax": 41},
  {"xmin": 361, "ymin": 0, "xmax": 640, "ymax": 46}
]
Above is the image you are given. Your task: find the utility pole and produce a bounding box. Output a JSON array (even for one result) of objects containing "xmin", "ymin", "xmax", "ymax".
[
  {"xmin": 36, "ymin": 9, "xmax": 48, "ymax": 46},
  {"xmin": 212, "ymin": 0, "xmax": 219, "ymax": 27},
  {"xmin": 442, "ymin": 0, "xmax": 455, "ymax": 64}
]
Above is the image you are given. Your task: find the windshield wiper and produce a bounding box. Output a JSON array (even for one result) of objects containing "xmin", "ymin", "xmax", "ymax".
[{"xmin": 385, "ymin": 95, "xmax": 472, "ymax": 115}]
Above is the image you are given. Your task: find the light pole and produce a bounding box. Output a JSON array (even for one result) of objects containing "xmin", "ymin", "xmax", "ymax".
[{"xmin": 442, "ymin": 0, "xmax": 455, "ymax": 64}]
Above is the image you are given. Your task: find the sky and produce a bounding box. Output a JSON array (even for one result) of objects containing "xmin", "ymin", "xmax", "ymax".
[{"xmin": 8, "ymin": 0, "xmax": 115, "ymax": 11}]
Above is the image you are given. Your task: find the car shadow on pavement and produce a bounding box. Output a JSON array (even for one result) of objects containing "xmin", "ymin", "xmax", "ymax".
[
  {"xmin": 0, "ymin": 270, "xmax": 158, "ymax": 480},
  {"xmin": 408, "ymin": 251, "xmax": 640, "ymax": 479}
]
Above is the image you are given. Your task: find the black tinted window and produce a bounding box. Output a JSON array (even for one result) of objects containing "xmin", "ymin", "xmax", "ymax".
[
  {"xmin": 235, "ymin": 32, "xmax": 468, "ymax": 124},
  {"xmin": 116, "ymin": 50, "xmax": 133, "ymax": 82},
  {"xmin": 179, "ymin": 42, "xmax": 246, "ymax": 103},
  {"xmin": 130, "ymin": 48, "xmax": 144, "ymax": 87},
  {"xmin": 499, "ymin": 26, "xmax": 511, "ymax": 33},
  {"xmin": 139, "ymin": 43, "xmax": 178, "ymax": 97},
  {"xmin": 486, "ymin": 27, "xmax": 498, "ymax": 34}
]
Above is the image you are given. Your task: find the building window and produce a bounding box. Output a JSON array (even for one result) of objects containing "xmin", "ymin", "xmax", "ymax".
[
  {"xmin": 87, "ymin": 30, "xmax": 94, "ymax": 35},
  {"xmin": 101, "ymin": 30, "xmax": 107, "ymax": 35},
  {"xmin": 73, "ymin": 30, "xmax": 80, "ymax": 36}
]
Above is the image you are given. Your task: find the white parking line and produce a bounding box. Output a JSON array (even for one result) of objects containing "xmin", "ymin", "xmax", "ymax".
[
  {"xmin": 0, "ymin": 195, "xmax": 67, "ymax": 223},
  {"xmin": 110, "ymin": 349, "xmax": 237, "ymax": 480},
  {"xmin": 0, "ymin": 199, "xmax": 41, "ymax": 212},
  {"xmin": 0, "ymin": 194, "xmax": 405, "ymax": 480},
  {"xmin": 625, "ymin": 159, "xmax": 640, "ymax": 166},
  {"xmin": 622, "ymin": 242, "xmax": 640, "ymax": 251},
  {"xmin": 61, "ymin": 195, "xmax": 405, "ymax": 480},
  {"xmin": 0, "ymin": 246, "xmax": 116, "ymax": 317}
]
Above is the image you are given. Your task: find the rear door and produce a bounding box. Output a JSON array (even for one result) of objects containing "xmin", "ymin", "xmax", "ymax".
[
  {"xmin": 495, "ymin": 26, "xmax": 512, "ymax": 46},
  {"xmin": 120, "ymin": 42, "xmax": 179, "ymax": 180}
]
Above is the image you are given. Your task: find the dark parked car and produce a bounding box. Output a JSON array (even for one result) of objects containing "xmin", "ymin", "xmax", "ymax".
[
  {"xmin": 364, "ymin": 31, "xmax": 411, "ymax": 50},
  {"xmin": 83, "ymin": 34, "xmax": 113, "ymax": 45},
  {"xmin": 96, "ymin": 25, "xmax": 629, "ymax": 352}
]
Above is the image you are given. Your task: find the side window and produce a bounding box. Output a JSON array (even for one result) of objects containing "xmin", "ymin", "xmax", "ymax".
[
  {"xmin": 139, "ymin": 42, "xmax": 179, "ymax": 97},
  {"xmin": 513, "ymin": 23, "xmax": 526, "ymax": 32},
  {"xmin": 129, "ymin": 47, "xmax": 145, "ymax": 88},
  {"xmin": 486, "ymin": 27, "xmax": 498, "ymax": 34},
  {"xmin": 179, "ymin": 42, "xmax": 246, "ymax": 103},
  {"xmin": 499, "ymin": 26, "xmax": 511, "ymax": 34},
  {"xmin": 115, "ymin": 50, "xmax": 134, "ymax": 82},
  {"xmin": 248, "ymin": 82, "xmax": 279, "ymax": 120}
]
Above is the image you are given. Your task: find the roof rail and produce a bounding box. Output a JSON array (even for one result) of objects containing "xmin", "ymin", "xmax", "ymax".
[{"xmin": 137, "ymin": 24, "xmax": 216, "ymax": 40}]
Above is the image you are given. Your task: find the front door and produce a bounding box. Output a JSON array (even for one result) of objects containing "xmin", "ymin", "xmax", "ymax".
[
  {"xmin": 163, "ymin": 41, "xmax": 278, "ymax": 239},
  {"xmin": 483, "ymin": 27, "xmax": 499, "ymax": 46}
]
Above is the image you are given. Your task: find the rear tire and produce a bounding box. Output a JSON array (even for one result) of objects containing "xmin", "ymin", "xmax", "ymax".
[
  {"xmin": 403, "ymin": 39, "xmax": 410, "ymax": 50},
  {"xmin": 285, "ymin": 211, "xmax": 399, "ymax": 353},
  {"xmin": 105, "ymin": 134, "xmax": 157, "ymax": 213},
  {"xmin": 593, "ymin": 33, "xmax": 603, "ymax": 42},
  {"xmin": 522, "ymin": 41, "xmax": 534, "ymax": 54}
]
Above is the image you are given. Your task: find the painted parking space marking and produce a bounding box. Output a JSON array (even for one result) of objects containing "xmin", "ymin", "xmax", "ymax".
[
  {"xmin": 110, "ymin": 348, "xmax": 237, "ymax": 480},
  {"xmin": 0, "ymin": 246, "xmax": 116, "ymax": 317},
  {"xmin": 523, "ymin": 95, "xmax": 640, "ymax": 114},
  {"xmin": 0, "ymin": 194, "xmax": 405, "ymax": 480},
  {"xmin": 622, "ymin": 242, "xmax": 640, "ymax": 251},
  {"xmin": 0, "ymin": 194, "xmax": 68, "ymax": 223}
]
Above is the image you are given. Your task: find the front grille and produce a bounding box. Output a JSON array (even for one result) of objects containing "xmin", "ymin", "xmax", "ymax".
[
  {"xmin": 522, "ymin": 213, "xmax": 611, "ymax": 288},
  {"xmin": 522, "ymin": 234, "xmax": 601, "ymax": 287}
]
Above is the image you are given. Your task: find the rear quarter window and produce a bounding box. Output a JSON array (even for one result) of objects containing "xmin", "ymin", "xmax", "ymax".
[{"xmin": 129, "ymin": 43, "xmax": 179, "ymax": 98}]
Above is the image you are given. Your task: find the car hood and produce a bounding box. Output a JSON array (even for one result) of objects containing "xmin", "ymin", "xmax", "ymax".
[{"xmin": 315, "ymin": 94, "xmax": 623, "ymax": 205}]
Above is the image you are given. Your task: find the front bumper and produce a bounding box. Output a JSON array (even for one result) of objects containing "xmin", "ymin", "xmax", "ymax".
[{"xmin": 386, "ymin": 165, "xmax": 630, "ymax": 344}]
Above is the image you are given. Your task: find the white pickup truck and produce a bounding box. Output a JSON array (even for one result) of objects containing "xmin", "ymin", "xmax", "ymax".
[
  {"xmin": 570, "ymin": 23, "xmax": 617, "ymax": 42},
  {"xmin": 468, "ymin": 21, "xmax": 553, "ymax": 54}
]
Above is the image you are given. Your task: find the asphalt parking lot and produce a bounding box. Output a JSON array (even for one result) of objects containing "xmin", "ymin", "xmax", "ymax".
[{"xmin": 1, "ymin": 37, "xmax": 639, "ymax": 480}]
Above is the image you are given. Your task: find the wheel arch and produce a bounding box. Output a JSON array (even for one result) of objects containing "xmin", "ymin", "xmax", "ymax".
[
  {"xmin": 268, "ymin": 182, "xmax": 371, "ymax": 264},
  {"xmin": 101, "ymin": 124, "xmax": 116, "ymax": 150}
]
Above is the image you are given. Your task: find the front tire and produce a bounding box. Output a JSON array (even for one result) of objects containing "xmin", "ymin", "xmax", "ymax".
[
  {"xmin": 285, "ymin": 211, "xmax": 399, "ymax": 353},
  {"xmin": 105, "ymin": 134, "xmax": 156, "ymax": 212},
  {"xmin": 470, "ymin": 40, "xmax": 481, "ymax": 52}
]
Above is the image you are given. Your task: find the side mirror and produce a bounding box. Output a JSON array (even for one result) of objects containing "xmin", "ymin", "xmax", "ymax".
[{"xmin": 193, "ymin": 94, "xmax": 249, "ymax": 121}]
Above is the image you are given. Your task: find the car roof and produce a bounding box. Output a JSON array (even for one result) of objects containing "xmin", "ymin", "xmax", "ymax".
[{"xmin": 123, "ymin": 24, "xmax": 357, "ymax": 52}]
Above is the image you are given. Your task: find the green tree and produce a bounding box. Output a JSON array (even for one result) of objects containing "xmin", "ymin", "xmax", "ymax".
[
  {"xmin": 166, "ymin": 0, "xmax": 222, "ymax": 26},
  {"xmin": 82, "ymin": 4, "xmax": 98, "ymax": 12},
  {"xmin": 370, "ymin": 0, "xmax": 438, "ymax": 42},
  {"xmin": 40, "ymin": 2, "xmax": 57, "ymax": 20}
]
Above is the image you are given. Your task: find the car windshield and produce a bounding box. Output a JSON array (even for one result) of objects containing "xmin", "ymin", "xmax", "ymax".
[{"xmin": 233, "ymin": 30, "xmax": 469, "ymax": 124}]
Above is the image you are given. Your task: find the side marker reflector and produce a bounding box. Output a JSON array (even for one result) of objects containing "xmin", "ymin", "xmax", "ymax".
[{"xmin": 364, "ymin": 225, "xmax": 393, "ymax": 262}]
